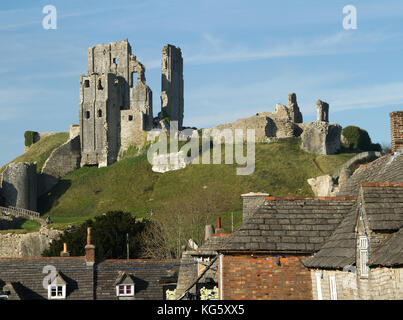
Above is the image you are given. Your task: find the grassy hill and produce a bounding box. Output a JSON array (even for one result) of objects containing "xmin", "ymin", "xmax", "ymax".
[
  {"xmin": 32, "ymin": 137, "xmax": 356, "ymax": 248},
  {"xmin": 0, "ymin": 132, "xmax": 69, "ymax": 174}
]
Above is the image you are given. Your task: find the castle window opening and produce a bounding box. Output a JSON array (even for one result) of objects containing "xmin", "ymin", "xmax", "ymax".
[
  {"xmin": 128, "ymin": 115, "xmax": 133, "ymax": 121},
  {"xmin": 113, "ymin": 57, "xmax": 118, "ymax": 65},
  {"xmin": 85, "ymin": 111, "xmax": 90, "ymax": 119},
  {"xmin": 98, "ymin": 79, "xmax": 103, "ymax": 90},
  {"xmin": 84, "ymin": 80, "xmax": 90, "ymax": 87},
  {"xmin": 98, "ymin": 110, "xmax": 102, "ymax": 117}
]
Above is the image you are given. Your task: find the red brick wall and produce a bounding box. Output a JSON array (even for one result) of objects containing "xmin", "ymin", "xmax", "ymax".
[
  {"xmin": 390, "ymin": 111, "xmax": 403, "ymax": 153},
  {"xmin": 221, "ymin": 254, "xmax": 312, "ymax": 300}
]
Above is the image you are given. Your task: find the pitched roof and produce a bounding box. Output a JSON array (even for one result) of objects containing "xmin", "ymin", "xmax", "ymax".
[
  {"xmin": 338, "ymin": 151, "xmax": 403, "ymax": 196},
  {"xmin": 95, "ymin": 259, "xmax": 179, "ymax": 300},
  {"xmin": 369, "ymin": 228, "xmax": 403, "ymax": 267},
  {"xmin": 219, "ymin": 197, "xmax": 356, "ymax": 253},
  {"xmin": 0, "ymin": 257, "xmax": 180, "ymax": 300},
  {"xmin": 191, "ymin": 235, "xmax": 230, "ymax": 256},
  {"xmin": 361, "ymin": 183, "xmax": 403, "ymax": 231},
  {"xmin": 0, "ymin": 257, "xmax": 93, "ymax": 300},
  {"xmin": 304, "ymin": 183, "xmax": 403, "ymax": 269},
  {"xmin": 303, "ymin": 203, "xmax": 358, "ymax": 269}
]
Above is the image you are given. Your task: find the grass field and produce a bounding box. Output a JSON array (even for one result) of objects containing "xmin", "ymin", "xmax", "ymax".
[{"xmin": 35, "ymin": 137, "xmax": 356, "ymax": 246}]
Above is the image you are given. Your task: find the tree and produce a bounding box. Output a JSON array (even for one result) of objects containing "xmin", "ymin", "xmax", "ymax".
[
  {"xmin": 42, "ymin": 211, "xmax": 168, "ymax": 260},
  {"xmin": 342, "ymin": 126, "xmax": 381, "ymax": 152}
]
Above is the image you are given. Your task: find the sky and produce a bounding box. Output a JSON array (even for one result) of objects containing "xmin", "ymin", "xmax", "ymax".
[{"xmin": 0, "ymin": 0, "xmax": 403, "ymax": 166}]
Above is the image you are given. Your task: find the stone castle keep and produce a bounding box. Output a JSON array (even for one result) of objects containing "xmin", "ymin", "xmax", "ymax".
[{"xmin": 79, "ymin": 40, "xmax": 184, "ymax": 167}]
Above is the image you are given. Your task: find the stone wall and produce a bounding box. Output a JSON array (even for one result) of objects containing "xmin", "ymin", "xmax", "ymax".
[
  {"xmin": 221, "ymin": 254, "xmax": 313, "ymax": 300},
  {"xmin": 0, "ymin": 227, "xmax": 61, "ymax": 257},
  {"xmin": 310, "ymin": 268, "xmax": 402, "ymax": 300},
  {"xmin": 1, "ymin": 162, "xmax": 37, "ymax": 211},
  {"xmin": 42, "ymin": 135, "xmax": 81, "ymax": 179},
  {"xmin": 300, "ymin": 121, "xmax": 342, "ymax": 155}
]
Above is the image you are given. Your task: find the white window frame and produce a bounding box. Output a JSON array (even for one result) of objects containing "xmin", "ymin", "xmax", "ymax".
[
  {"xmin": 359, "ymin": 236, "xmax": 369, "ymax": 278},
  {"xmin": 329, "ymin": 275, "xmax": 337, "ymax": 300},
  {"xmin": 48, "ymin": 285, "xmax": 66, "ymax": 300},
  {"xmin": 116, "ymin": 284, "xmax": 134, "ymax": 297},
  {"xmin": 315, "ymin": 273, "xmax": 323, "ymax": 300}
]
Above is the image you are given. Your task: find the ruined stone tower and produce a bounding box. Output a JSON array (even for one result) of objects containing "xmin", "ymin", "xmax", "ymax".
[
  {"xmin": 316, "ymin": 100, "xmax": 329, "ymax": 122},
  {"xmin": 161, "ymin": 44, "xmax": 184, "ymax": 130},
  {"xmin": 79, "ymin": 40, "xmax": 153, "ymax": 167}
]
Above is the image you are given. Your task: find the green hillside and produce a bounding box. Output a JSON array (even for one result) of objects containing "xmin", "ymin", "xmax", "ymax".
[
  {"xmin": 0, "ymin": 132, "xmax": 69, "ymax": 173},
  {"xmin": 35, "ymin": 137, "xmax": 355, "ymax": 248}
]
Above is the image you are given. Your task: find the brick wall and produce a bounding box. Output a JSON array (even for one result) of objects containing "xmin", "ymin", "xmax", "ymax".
[
  {"xmin": 221, "ymin": 253, "xmax": 312, "ymax": 300},
  {"xmin": 390, "ymin": 111, "xmax": 403, "ymax": 153}
]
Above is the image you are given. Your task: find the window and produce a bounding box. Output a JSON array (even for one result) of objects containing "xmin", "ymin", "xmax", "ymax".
[
  {"xmin": 98, "ymin": 79, "xmax": 103, "ymax": 90},
  {"xmin": 84, "ymin": 80, "xmax": 90, "ymax": 87},
  {"xmin": 116, "ymin": 284, "xmax": 134, "ymax": 297},
  {"xmin": 113, "ymin": 57, "xmax": 118, "ymax": 64},
  {"xmin": 128, "ymin": 115, "xmax": 133, "ymax": 121},
  {"xmin": 98, "ymin": 109, "xmax": 102, "ymax": 117},
  {"xmin": 329, "ymin": 275, "xmax": 337, "ymax": 300},
  {"xmin": 359, "ymin": 236, "xmax": 369, "ymax": 277},
  {"xmin": 315, "ymin": 273, "xmax": 323, "ymax": 300},
  {"xmin": 85, "ymin": 111, "xmax": 90, "ymax": 119},
  {"xmin": 48, "ymin": 285, "xmax": 66, "ymax": 299}
]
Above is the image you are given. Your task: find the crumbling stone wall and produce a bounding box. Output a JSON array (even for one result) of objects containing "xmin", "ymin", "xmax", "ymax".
[
  {"xmin": 300, "ymin": 121, "xmax": 342, "ymax": 155},
  {"xmin": 0, "ymin": 162, "xmax": 37, "ymax": 211},
  {"xmin": 42, "ymin": 135, "xmax": 81, "ymax": 179},
  {"xmin": 316, "ymin": 100, "xmax": 329, "ymax": 122},
  {"xmin": 161, "ymin": 44, "xmax": 184, "ymax": 130},
  {"xmin": 0, "ymin": 227, "xmax": 61, "ymax": 257}
]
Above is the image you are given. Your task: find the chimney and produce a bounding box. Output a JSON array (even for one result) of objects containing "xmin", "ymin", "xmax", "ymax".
[
  {"xmin": 85, "ymin": 227, "xmax": 95, "ymax": 266},
  {"xmin": 205, "ymin": 225, "xmax": 215, "ymax": 241},
  {"xmin": 60, "ymin": 242, "xmax": 70, "ymax": 257},
  {"xmin": 215, "ymin": 217, "xmax": 224, "ymax": 234},
  {"xmin": 390, "ymin": 111, "xmax": 403, "ymax": 153},
  {"xmin": 241, "ymin": 192, "xmax": 270, "ymax": 221}
]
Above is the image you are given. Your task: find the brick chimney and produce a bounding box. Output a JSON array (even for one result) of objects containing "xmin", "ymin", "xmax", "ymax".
[
  {"xmin": 215, "ymin": 217, "xmax": 224, "ymax": 234},
  {"xmin": 390, "ymin": 111, "xmax": 403, "ymax": 153},
  {"xmin": 60, "ymin": 242, "xmax": 70, "ymax": 257},
  {"xmin": 85, "ymin": 227, "xmax": 95, "ymax": 266}
]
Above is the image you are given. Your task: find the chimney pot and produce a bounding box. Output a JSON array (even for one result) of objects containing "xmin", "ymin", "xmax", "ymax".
[{"xmin": 60, "ymin": 242, "xmax": 70, "ymax": 257}]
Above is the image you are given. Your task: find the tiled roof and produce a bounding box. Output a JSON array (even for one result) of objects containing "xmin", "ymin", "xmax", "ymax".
[
  {"xmin": 369, "ymin": 228, "xmax": 403, "ymax": 267},
  {"xmin": 95, "ymin": 260, "xmax": 179, "ymax": 300},
  {"xmin": 304, "ymin": 184, "xmax": 403, "ymax": 269},
  {"xmin": 338, "ymin": 151, "xmax": 403, "ymax": 196},
  {"xmin": 0, "ymin": 257, "xmax": 179, "ymax": 300},
  {"xmin": 219, "ymin": 198, "xmax": 356, "ymax": 253},
  {"xmin": 361, "ymin": 183, "xmax": 403, "ymax": 231},
  {"xmin": 303, "ymin": 203, "xmax": 358, "ymax": 269},
  {"xmin": 0, "ymin": 257, "xmax": 93, "ymax": 300}
]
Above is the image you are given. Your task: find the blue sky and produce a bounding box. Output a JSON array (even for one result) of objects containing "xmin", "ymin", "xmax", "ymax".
[{"xmin": 1, "ymin": 0, "xmax": 403, "ymax": 166}]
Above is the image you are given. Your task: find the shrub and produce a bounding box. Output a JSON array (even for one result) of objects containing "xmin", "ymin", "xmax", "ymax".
[
  {"xmin": 24, "ymin": 131, "xmax": 38, "ymax": 147},
  {"xmin": 342, "ymin": 126, "xmax": 381, "ymax": 152}
]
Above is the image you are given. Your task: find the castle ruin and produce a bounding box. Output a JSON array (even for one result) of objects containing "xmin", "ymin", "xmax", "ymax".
[{"xmin": 79, "ymin": 40, "xmax": 183, "ymax": 167}]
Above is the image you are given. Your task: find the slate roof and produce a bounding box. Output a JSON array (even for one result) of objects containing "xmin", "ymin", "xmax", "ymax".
[
  {"xmin": 303, "ymin": 203, "xmax": 358, "ymax": 269},
  {"xmin": 95, "ymin": 259, "xmax": 179, "ymax": 300},
  {"xmin": 338, "ymin": 150, "xmax": 403, "ymax": 196},
  {"xmin": 361, "ymin": 183, "xmax": 403, "ymax": 231},
  {"xmin": 369, "ymin": 228, "xmax": 403, "ymax": 267},
  {"xmin": 219, "ymin": 197, "xmax": 356, "ymax": 253},
  {"xmin": 191, "ymin": 235, "xmax": 230, "ymax": 256},
  {"xmin": 304, "ymin": 183, "xmax": 403, "ymax": 269},
  {"xmin": 0, "ymin": 257, "xmax": 179, "ymax": 300},
  {"xmin": 0, "ymin": 257, "xmax": 93, "ymax": 300}
]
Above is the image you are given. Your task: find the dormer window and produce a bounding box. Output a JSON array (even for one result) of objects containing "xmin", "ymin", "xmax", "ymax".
[
  {"xmin": 117, "ymin": 284, "xmax": 134, "ymax": 297},
  {"xmin": 47, "ymin": 272, "xmax": 67, "ymax": 300},
  {"xmin": 115, "ymin": 271, "xmax": 135, "ymax": 298}
]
